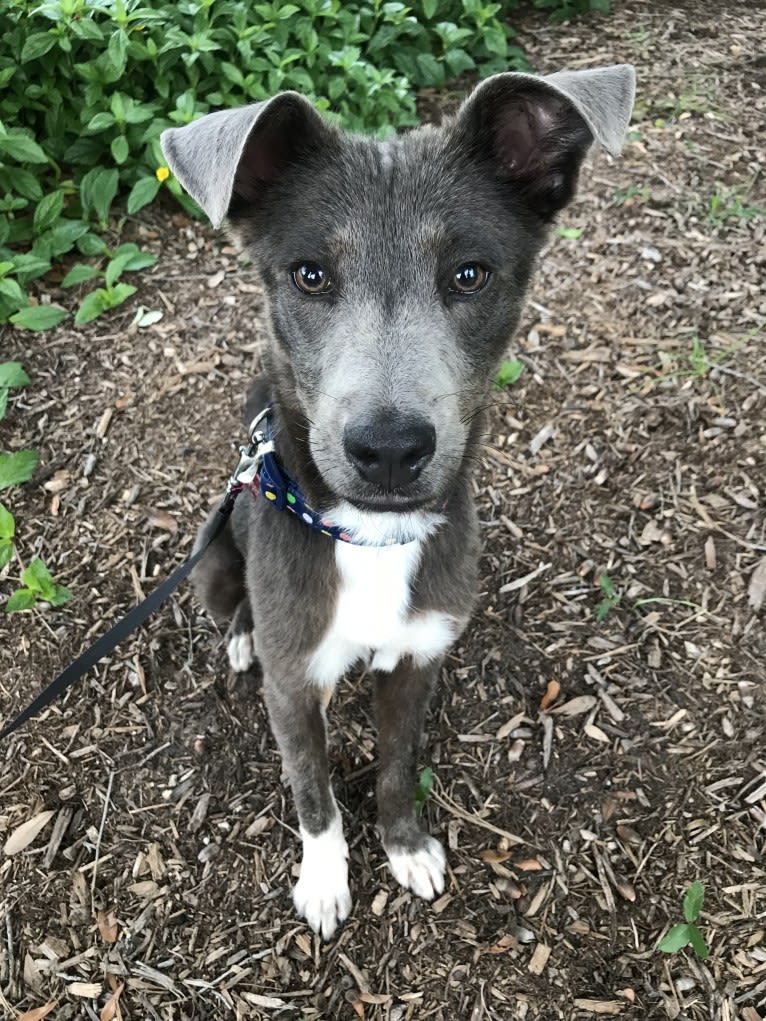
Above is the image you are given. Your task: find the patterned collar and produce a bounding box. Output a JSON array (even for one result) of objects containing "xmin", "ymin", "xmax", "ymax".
[{"xmin": 237, "ymin": 408, "xmax": 412, "ymax": 547}]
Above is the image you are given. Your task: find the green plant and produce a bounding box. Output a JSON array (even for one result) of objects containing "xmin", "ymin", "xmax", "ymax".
[
  {"xmin": 595, "ymin": 572, "xmax": 620, "ymax": 622},
  {"xmin": 658, "ymin": 881, "xmax": 710, "ymax": 959},
  {"xmin": 415, "ymin": 766, "xmax": 434, "ymax": 814},
  {"xmin": 556, "ymin": 225, "xmax": 584, "ymax": 239},
  {"xmin": 494, "ymin": 359, "xmax": 525, "ymax": 389},
  {"xmin": 0, "ymin": 362, "xmax": 72, "ymax": 613},
  {"xmin": 0, "ymin": 0, "xmax": 530, "ymax": 332},
  {"xmin": 707, "ymin": 186, "xmax": 763, "ymax": 226},
  {"xmin": 63, "ymin": 241, "xmax": 158, "ymax": 324},
  {"xmin": 529, "ymin": 0, "xmax": 609, "ymax": 20}
]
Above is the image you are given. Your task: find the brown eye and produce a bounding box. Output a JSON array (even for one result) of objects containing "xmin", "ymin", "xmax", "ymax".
[
  {"xmin": 451, "ymin": 263, "xmax": 489, "ymax": 294},
  {"xmin": 293, "ymin": 262, "xmax": 332, "ymax": 295}
]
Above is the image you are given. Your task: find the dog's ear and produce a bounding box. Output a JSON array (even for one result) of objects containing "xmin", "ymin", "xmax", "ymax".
[
  {"xmin": 160, "ymin": 93, "xmax": 337, "ymax": 228},
  {"xmin": 453, "ymin": 64, "xmax": 635, "ymax": 219}
]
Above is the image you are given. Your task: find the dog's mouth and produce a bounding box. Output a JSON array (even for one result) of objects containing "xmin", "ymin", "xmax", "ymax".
[{"xmin": 347, "ymin": 494, "xmax": 434, "ymax": 514}]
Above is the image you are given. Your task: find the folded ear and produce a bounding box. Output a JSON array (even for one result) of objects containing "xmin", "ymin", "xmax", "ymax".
[
  {"xmin": 453, "ymin": 64, "xmax": 636, "ymax": 219},
  {"xmin": 160, "ymin": 93, "xmax": 338, "ymax": 228}
]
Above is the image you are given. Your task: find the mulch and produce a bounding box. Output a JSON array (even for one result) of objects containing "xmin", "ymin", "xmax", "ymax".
[{"xmin": 0, "ymin": 2, "xmax": 764, "ymax": 1019}]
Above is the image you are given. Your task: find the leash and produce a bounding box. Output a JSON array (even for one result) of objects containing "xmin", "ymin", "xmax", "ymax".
[{"xmin": 0, "ymin": 409, "xmax": 272, "ymax": 743}]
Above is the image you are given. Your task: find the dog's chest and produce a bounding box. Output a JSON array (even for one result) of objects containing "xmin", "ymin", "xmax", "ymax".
[{"xmin": 307, "ymin": 540, "xmax": 456, "ymax": 687}]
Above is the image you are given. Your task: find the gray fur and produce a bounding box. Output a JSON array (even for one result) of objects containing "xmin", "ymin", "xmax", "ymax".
[{"xmin": 167, "ymin": 64, "xmax": 635, "ymax": 936}]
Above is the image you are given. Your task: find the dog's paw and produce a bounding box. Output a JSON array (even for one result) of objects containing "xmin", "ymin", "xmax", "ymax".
[
  {"xmin": 387, "ymin": 836, "xmax": 446, "ymax": 900},
  {"xmin": 227, "ymin": 630, "xmax": 257, "ymax": 672},
  {"xmin": 293, "ymin": 820, "xmax": 351, "ymax": 940}
]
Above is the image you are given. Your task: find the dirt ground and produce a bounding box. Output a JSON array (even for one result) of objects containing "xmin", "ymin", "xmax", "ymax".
[{"xmin": 1, "ymin": 2, "xmax": 765, "ymax": 1019}]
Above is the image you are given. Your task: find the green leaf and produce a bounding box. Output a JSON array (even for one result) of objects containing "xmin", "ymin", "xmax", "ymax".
[
  {"xmin": 0, "ymin": 502, "xmax": 15, "ymax": 540},
  {"xmin": 0, "ymin": 450, "xmax": 39, "ymax": 489},
  {"xmin": 5, "ymin": 588, "xmax": 37, "ymax": 613},
  {"xmin": 599, "ymin": 573, "xmax": 615, "ymax": 598},
  {"xmin": 33, "ymin": 190, "xmax": 66, "ymax": 235},
  {"xmin": 126, "ymin": 176, "xmax": 161, "ymax": 214},
  {"xmin": 659, "ymin": 923, "xmax": 693, "ymax": 954},
  {"xmin": 683, "ymin": 881, "xmax": 704, "ymax": 923},
  {"xmin": 0, "ymin": 132, "xmax": 49, "ymax": 164},
  {"xmin": 415, "ymin": 766, "xmax": 434, "ymax": 813},
  {"xmin": 107, "ymin": 282, "xmax": 137, "ymax": 308},
  {"xmin": 422, "ymin": 0, "xmax": 438, "ymax": 17},
  {"xmin": 0, "ymin": 390, "xmax": 7, "ymax": 421},
  {"xmin": 86, "ymin": 111, "xmax": 117, "ymax": 133},
  {"xmin": 111, "ymin": 135, "xmax": 129, "ymax": 164},
  {"xmin": 494, "ymin": 359, "xmax": 524, "ymax": 389},
  {"xmin": 11, "ymin": 254, "xmax": 52, "ymax": 285},
  {"xmin": 557, "ymin": 225, "xmax": 584, "ymax": 239},
  {"xmin": 687, "ymin": 924, "xmax": 709, "ymax": 959},
  {"xmin": 0, "ymin": 278, "xmax": 27, "ymax": 310},
  {"xmin": 23, "ymin": 556, "xmax": 57, "ymax": 600},
  {"xmin": 21, "ymin": 32, "xmax": 57, "ymax": 62},
  {"xmin": 48, "ymin": 583, "xmax": 73, "ymax": 607},
  {"xmin": 9, "ymin": 169, "xmax": 44, "ymax": 203},
  {"xmin": 80, "ymin": 167, "xmax": 119, "ymax": 226},
  {"xmin": 75, "ymin": 289, "xmax": 108, "ymax": 324},
  {"xmin": 122, "ymin": 251, "xmax": 157, "ymax": 272},
  {"xmin": 0, "ymin": 539, "xmax": 13, "ymax": 570},
  {"xmin": 77, "ymin": 233, "xmax": 108, "ymax": 256},
  {"xmin": 62, "ymin": 264, "xmax": 102, "ymax": 287},
  {"xmin": 0, "ymin": 363, "xmax": 30, "ymax": 389},
  {"xmin": 10, "ymin": 305, "xmax": 68, "ymax": 331}
]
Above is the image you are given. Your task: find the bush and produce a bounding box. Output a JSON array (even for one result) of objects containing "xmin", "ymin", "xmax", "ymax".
[{"xmin": 0, "ymin": 0, "xmax": 602, "ymax": 331}]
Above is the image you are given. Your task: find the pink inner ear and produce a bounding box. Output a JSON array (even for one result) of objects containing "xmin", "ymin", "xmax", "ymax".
[{"xmin": 494, "ymin": 95, "xmax": 564, "ymax": 175}]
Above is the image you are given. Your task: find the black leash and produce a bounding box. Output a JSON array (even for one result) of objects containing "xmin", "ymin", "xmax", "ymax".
[
  {"xmin": 0, "ymin": 408, "xmax": 272, "ymax": 743},
  {"xmin": 0, "ymin": 499, "xmax": 233, "ymax": 742}
]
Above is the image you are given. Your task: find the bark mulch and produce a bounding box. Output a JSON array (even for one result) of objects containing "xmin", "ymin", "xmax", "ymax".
[{"xmin": 1, "ymin": 2, "xmax": 764, "ymax": 1019}]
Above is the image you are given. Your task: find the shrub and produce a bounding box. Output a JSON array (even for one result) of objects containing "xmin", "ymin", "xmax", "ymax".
[{"xmin": 0, "ymin": 0, "xmax": 604, "ymax": 331}]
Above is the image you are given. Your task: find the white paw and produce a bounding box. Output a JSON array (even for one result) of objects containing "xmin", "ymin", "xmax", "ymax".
[
  {"xmin": 293, "ymin": 817, "xmax": 351, "ymax": 940},
  {"xmin": 387, "ymin": 836, "xmax": 446, "ymax": 900},
  {"xmin": 227, "ymin": 631, "xmax": 256, "ymax": 672}
]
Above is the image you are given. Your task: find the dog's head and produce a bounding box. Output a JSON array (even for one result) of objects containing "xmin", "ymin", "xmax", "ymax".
[{"xmin": 162, "ymin": 66, "xmax": 634, "ymax": 525}]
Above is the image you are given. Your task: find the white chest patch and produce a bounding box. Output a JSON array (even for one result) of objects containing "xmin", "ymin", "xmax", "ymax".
[{"xmin": 307, "ymin": 538, "xmax": 457, "ymax": 688}]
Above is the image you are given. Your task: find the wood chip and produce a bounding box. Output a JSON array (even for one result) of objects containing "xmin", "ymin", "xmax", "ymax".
[
  {"xmin": 68, "ymin": 982, "xmax": 103, "ymax": 998},
  {"xmin": 573, "ymin": 999, "xmax": 623, "ymax": 1015},
  {"xmin": 704, "ymin": 535, "xmax": 717, "ymax": 570},
  {"xmin": 527, "ymin": 943, "xmax": 551, "ymax": 974},
  {"xmin": 552, "ymin": 695, "xmax": 597, "ymax": 716},
  {"xmin": 748, "ymin": 556, "xmax": 766, "ymax": 610}
]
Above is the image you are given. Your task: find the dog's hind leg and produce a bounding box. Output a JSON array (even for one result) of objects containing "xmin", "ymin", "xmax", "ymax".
[
  {"xmin": 191, "ymin": 508, "xmax": 258, "ymax": 672},
  {"xmin": 374, "ymin": 660, "xmax": 446, "ymax": 900},
  {"xmin": 263, "ymin": 675, "xmax": 351, "ymax": 940}
]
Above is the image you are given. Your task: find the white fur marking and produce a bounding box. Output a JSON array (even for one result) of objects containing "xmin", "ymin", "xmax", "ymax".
[
  {"xmin": 307, "ymin": 531, "xmax": 458, "ymax": 688},
  {"xmin": 227, "ymin": 631, "xmax": 256, "ymax": 672},
  {"xmin": 293, "ymin": 814, "xmax": 351, "ymax": 940},
  {"xmin": 388, "ymin": 837, "xmax": 446, "ymax": 900}
]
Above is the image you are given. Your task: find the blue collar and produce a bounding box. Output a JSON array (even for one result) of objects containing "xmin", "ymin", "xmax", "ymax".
[{"xmin": 239, "ymin": 408, "xmax": 406, "ymax": 547}]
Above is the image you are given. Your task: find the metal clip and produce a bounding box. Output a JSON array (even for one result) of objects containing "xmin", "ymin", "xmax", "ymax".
[{"xmin": 226, "ymin": 406, "xmax": 273, "ymax": 494}]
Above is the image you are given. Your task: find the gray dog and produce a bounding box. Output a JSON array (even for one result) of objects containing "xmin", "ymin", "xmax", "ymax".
[{"xmin": 161, "ymin": 63, "xmax": 635, "ymax": 939}]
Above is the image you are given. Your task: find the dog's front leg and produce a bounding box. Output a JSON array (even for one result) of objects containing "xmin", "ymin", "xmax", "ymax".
[
  {"xmin": 374, "ymin": 660, "xmax": 446, "ymax": 900},
  {"xmin": 262, "ymin": 677, "xmax": 351, "ymax": 940}
]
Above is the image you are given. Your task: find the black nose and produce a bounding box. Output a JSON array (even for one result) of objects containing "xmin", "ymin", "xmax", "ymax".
[{"xmin": 344, "ymin": 414, "xmax": 436, "ymax": 490}]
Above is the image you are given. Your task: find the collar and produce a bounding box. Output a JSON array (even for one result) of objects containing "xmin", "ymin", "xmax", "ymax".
[{"xmin": 230, "ymin": 406, "xmax": 422, "ymax": 547}]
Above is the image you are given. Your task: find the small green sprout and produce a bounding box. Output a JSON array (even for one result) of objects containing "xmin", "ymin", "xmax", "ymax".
[
  {"xmin": 556, "ymin": 225, "xmax": 584, "ymax": 239},
  {"xmin": 415, "ymin": 767, "xmax": 434, "ymax": 815},
  {"xmin": 595, "ymin": 572, "xmax": 621, "ymax": 622},
  {"xmin": 494, "ymin": 359, "xmax": 524, "ymax": 389},
  {"xmin": 658, "ymin": 881, "xmax": 710, "ymax": 959}
]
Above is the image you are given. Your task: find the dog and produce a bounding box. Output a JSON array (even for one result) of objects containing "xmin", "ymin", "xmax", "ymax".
[{"xmin": 160, "ymin": 63, "xmax": 635, "ymax": 939}]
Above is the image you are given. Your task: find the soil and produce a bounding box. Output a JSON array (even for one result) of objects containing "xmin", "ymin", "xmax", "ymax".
[{"xmin": 1, "ymin": 2, "xmax": 765, "ymax": 1019}]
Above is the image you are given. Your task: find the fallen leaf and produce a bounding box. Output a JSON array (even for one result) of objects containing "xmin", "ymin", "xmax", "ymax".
[
  {"xmin": 147, "ymin": 510, "xmax": 177, "ymax": 533},
  {"xmin": 552, "ymin": 695, "xmax": 597, "ymax": 717},
  {"xmin": 487, "ymin": 933, "xmax": 519, "ymax": 954},
  {"xmin": 540, "ymin": 679, "xmax": 560, "ymax": 711},
  {"xmin": 479, "ymin": 849, "xmax": 512, "ymax": 864},
  {"xmin": 294, "ymin": 931, "xmax": 312, "ymax": 957},
  {"xmin": 584, "ymin": 723, "xmax": 610, "ymax": 743},
  {"xmin": 748, "ymin": 556, "xmax": 766, "ymax": 611},
  {"xmin": 96, "ymin": 909, "xmax": 118, "ymax": 943},
  {"xmin": 17, "ymin": 1002, "xmax": 58, "ymax": 1021},
  {"xmin": 359, "ymin": 993, "xmax": 391, "ymax": 1005},
  {"xmin": 99, "ymin": 982, "xmax": 123, "ymax": 1021},
  {"xmin": 4, "ymin": 811, "xmax": 55, "ymax": 856},
  {"xmin": 513, "ymin": 858, "xmax": 543, "ymax": 872}
]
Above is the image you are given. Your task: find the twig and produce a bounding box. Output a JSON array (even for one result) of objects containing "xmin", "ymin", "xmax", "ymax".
[
  {"xmin": 432, "ymin": 784, "xmax": 527, "ymax": 846},
  {"xmin": 91, "ymin": 769, "xmax": 115, "ymax": 896}
]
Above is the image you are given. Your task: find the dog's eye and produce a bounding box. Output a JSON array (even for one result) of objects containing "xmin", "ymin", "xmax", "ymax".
[
  {"xmin": 450, "ymin": 263, "xmax": 489, "ymax": 295},
  {"xmin": 293, "ymin": 262, "xmax": 332, "ymax": 295}
]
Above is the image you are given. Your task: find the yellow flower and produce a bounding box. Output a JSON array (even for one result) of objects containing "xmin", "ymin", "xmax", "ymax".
[{"xmin": 156, "ymin": 166, "xmax": 170, "ymax": 182}]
